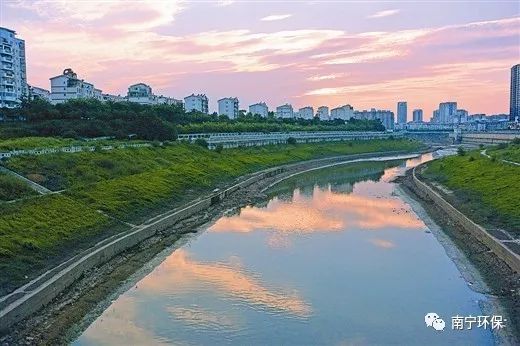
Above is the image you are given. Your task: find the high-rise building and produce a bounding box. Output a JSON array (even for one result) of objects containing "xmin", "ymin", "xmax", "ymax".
[
  {"xmin": 397, "ymin": 101, "xmax": 407, "ymax": 124},
  {"xmin": 218, "ymin": 97, "xmax": 239, "ymax": 119},
  {"xmin": 298, "ymin": 106, "xmax": 314, "ymax": 119},
  {"xmin": 184, "ymin": 94, "xmax": 209, "ymax": 113},
  {"xmin": 316, "ymin": 106, "xmax": 329, "ymax": 120},
  {"xmin": 0, "ymin": 27, "xmax": 27, "ymax": 108},
  {"xmin": 438, "ymin": 102, "xmax": 457, "ymax": 123},
  {"xmin": 412, "ymin": 109, "xmax": 423, "ymax": 123},
  {"xmin": 50, "ymin": 68, "xmax": 99, "ymax": 104},
  {"xmin": 510, "ymin": 64, "xmax": 520, "ymax": 121},
  {"xmin": 354, "ymin": 108, "xmax": 394, "ymax": 130},
  {"xmin": 276, "ymin": 103, "xmax": 294, "ymax": 118},
  {"xmin": 249, "ymin": 102, "xmax": 268, "ymax": 117}
]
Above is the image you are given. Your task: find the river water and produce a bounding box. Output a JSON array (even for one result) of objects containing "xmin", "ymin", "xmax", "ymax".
[{"xmin": 74, "ymin": 152, "xmax": 494, "ymax": 345}]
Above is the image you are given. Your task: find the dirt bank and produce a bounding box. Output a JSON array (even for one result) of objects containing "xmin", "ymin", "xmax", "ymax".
[
  {"xmin": 397, "ymin": 170, "xmax": 520, "ymax": 344},
  {"xmin": 0, "ymin": 151, "xmax": 422, "ymax": 345}
]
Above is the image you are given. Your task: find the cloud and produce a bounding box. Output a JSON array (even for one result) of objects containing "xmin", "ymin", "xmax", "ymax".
[
  {"xmin": 307, "ymin": 73, "xmax": 347, "ymax": 81},
  {"xmin": 367, "ymin": 9, "xmax": 400, "ymax": 19},
  {"xmin": 12, "ymin": 0, "xmax": 186, "ymax": 31},
  {"xmin": 216, "ymin": 0, "xmax": 235, "ymax": 6},
  {"xmin": 261, "ymin": 14, "xmax": 293, "ymax": 21}
]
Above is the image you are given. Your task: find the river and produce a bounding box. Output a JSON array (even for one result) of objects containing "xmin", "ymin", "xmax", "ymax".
[{"xmin": 73, "ymin": 151, "xmax": 494, "ymax": 345}]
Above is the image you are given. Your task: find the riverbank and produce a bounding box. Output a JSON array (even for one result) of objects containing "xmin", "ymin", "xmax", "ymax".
[
  {"xmin": 0, "ymin": 149, "xmax": 425, "ymax": 345},
  {"xmin": 397, "ymin": 169, "xmax": 520, "ymax": 343},
  {"xmin": 0, "ymin": 139, "xmax": 422, "ymax": 296}
]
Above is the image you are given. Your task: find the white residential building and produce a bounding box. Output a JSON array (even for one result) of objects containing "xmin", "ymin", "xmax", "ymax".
[
  {"xmin": 156, "ymin": 95, "xmax": 182, "ymax": 106},
  {"xmin": 276, "ymin": 103, "xmax": 294, "ymax": 118},
  {"xmin": 298, "ymin": 106, "xmax": 314, "ymax": 119},
  {"xmin": 50, "ymin": 68, "xmax": 99, "ymax": 104},
  {"xmin": 0, "ymin": 27, "xmax": 28, "ymax": 108},
  {"xmin": 316, "ymin": 106, "xmax": 329, "ymax": 120},
  {"xmin": 456, "ymin": 109, "xmax": 468, "ymax": 123},
  {"xmin": 184, "ymin": 94, "xmax": 209, "ymax": 113},
  {"xmin": 249, "ymin": 102, "xmax": 268, "ymax": 117},
  {"xmin": 126, "ymin": 83, "xmax": 182, "ymax": 106},
  {"xmin": 218, "ymin": 97, "xmax": 239, "ymax": 119},
  {"xmin": 127, "ymin": 83, "xmax": 154, "ymax": 105},
  {"xmin": 29, "ymin": 85, "xmax": 51, "ymax": 102},
  {"xmin": 102, "ymin": 93, "xmax": 125, "ymax": 103},
  {"xmin": 330, "ymin": 104, "xmax": 354, "ymax": 120}
]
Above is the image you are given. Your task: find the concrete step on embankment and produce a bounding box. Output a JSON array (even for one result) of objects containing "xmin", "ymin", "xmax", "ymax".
[{"xmin": 0, "ymin": 166, "xmax": 52, "ymax": 195}]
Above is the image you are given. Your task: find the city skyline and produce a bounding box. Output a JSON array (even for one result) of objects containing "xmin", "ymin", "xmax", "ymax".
[{"xmin": 2, "ymin": 1, "xmax": 519, "ymax": 119}]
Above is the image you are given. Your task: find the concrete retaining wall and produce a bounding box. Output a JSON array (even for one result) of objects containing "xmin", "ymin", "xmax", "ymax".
[
  {"xmin": 0, "ymin": 149, "xmax": 415, "ymax": 331},
  {"xmin": 412, "ymin": 166, "xmax": 520, "ymax": 273}
]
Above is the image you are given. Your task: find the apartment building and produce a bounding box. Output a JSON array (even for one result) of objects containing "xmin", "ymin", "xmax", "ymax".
[
  {"xmin": 412, "ymin": 109, "xmax": 423, "ymax": 123},
  {"xmin": 276, "ymin": 103, "xmax": 294, "ymax": 118},
  {"xmin": 218, "ymin": 97, "xmax": 239, "ymax": 119},
  {"xmin": 249, "ymin": 102, "xmax": 268, "ymax": 117},
  {"xmin": 0, "ymin": 27, "xmax": 27, "ymax": 108},
  {"xmin": 330, "ymin": 104, "xmax": 354, "ymax": 120},
  {"xmin": 50, "ymin": 68, "xmax": 99, "ymax": 104},
  {"xmin": 316, "ymin": 106, "xmax": 329, "ymax": 120},
  {"xmin": 354, "ymin": 108, "xmax": 394, "ymax": 130},
  {"xmin": 29, "ymin": 85, "xmax": 51, "ymax": 102},
  {"xmin": 298, "ymin": 106, "xmax": 314, "ymax": 120},
  {"xmin": 184, "ymin": 94, "xmax": 209, "ymax": 113}
]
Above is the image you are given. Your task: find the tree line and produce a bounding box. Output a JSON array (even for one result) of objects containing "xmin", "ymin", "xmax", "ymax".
[{"xmin": 0, "ymin": 98, "xmax": 385, "ymax": 141}]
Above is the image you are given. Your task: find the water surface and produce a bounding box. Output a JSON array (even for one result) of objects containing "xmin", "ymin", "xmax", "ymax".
[{"xmin": 74, "ymin": 152, "xmax": 493, "ymax": 345}]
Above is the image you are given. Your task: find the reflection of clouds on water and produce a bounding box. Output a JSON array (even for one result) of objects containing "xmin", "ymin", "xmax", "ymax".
[
  {"xmin": 168, "ymin": 306, "xmax": 240, "ymax": 331},
  {"xmin": 139, "ymin": 250, "xmax": 312, "ymax": 318},
  {"xmin": 81, "ymin": 296, "xmax": 169, "ymax": 345},
  {"xmin": 369, "ymin": 238, "xmax": 396, "ymax": 249},
  {"xmin": 210, "ymin": 184, "xmax": 424, "ymax": 238}
]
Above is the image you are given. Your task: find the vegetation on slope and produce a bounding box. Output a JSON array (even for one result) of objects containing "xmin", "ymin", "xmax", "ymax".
[
  {"xmin": 0, "ymin": 173, "xmax": 37, "ymax": 201},
  {"xmin": 487, "ymin": 140, "xmax": 520, "ymax": 163},
  {"xmin": 420, "ymin": 146, "xmax": 520, "ymax": 234},
  {"xmin": 0, "ymin": 139, "xmax": 422, "ymax": 294}
]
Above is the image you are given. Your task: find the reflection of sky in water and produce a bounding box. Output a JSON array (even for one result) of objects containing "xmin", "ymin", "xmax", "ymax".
[{"xmin": 75, "ymin": 152, "xmax": 492, "ymax": 346}]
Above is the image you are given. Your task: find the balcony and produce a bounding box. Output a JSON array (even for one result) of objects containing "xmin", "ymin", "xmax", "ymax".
[
  {"xmin": 0, "ymin": 45, "xmax": 12, "ymax": 55},
  {"xmin": 1, "ymin": 64, "xmax": 13, "ymax": 71},
  {"xmin": 2, "ymin": 78, "xmax": 14, "ymax": 86},
  {"xmin": 1, "ymin": 56, "xmax": 13, "ymax": 63}
]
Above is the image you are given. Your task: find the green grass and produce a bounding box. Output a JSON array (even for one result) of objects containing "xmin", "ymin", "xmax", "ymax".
[
  {"xmin": 487, "ymin": 143, "xmax": 520, "ymax": 163},
  {"xmin": 0, "ymin": 138, "xmax": 422, "ymax": 294},
  {"xmin": 0, "ymin": 137, "xmax": 77, "ymax": 151},
  {"xmin": 421, "ymin": 149, "xmax": 520, "ymax": 234},
  {"xmin": 0, "ymin": 136, "xmax": 150, "ymax": 152},
  {"xmin": 0, "ymin": 173, "xmax": 37, "ymax": 201}
]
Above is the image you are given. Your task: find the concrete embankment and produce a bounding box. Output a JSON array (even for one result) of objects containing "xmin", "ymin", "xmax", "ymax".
[
  {"xmin": 0, "ymin": 149, "xmax": 419, "ymax": 335},
  {"xmin": 398, "ymin": 167, "xmax": 520, "ymax": 342},
  {"xmin": 410, "ymin": 165, "xmax": 520, "ymax": 273}
]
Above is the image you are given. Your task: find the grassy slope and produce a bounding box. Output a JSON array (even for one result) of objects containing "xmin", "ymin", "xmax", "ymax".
[
  {"xmin": 421, "ymin": 148, "xmax": 520, "ymax": 234},
  {"xmin": 0, "ymin": 139, "xmax": 422, "ymax": 294},
  {"xmin": 0, "ymin": 173, "xmax": 37, "ymax": 201},
  {"xmin": 487, "ymin": 143, "xmax": 520, "ymax": 163},
  {"xmin": 0, "ymin": 137, "xmax": 77, "ymax": 151}
]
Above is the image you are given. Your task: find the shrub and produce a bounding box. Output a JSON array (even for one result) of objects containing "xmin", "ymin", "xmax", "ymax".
[
  {"xmin": 512, "ymin": 137, "xmax": 520, "ymax": 145},
  {"xmin": 194, "ymin": 138, "xmax": 209, "ymax": 149},
  {"xmin": 287, "ymin": 137, "xmax": 297, "ymax": 145},
  {"xmin": 457, "ymin": 147, "xmax": 465, "ymax": 156},
  {"xmin": 468, "ymin": 156, "xmax": 475, "ymax": 162},
  {"xmin": 497, "ymin": 143, "xmax": 507, "ymax": 150},
  {"xmin": 215, "ymin": 144, "xmax": 224, "ymax": 153},
  {"xmin": 479, "ymin": 144, "xmax": 484, "ymax": 149}
]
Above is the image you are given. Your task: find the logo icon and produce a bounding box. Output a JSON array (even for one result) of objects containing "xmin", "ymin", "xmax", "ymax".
[{"xmin": 425, "ymin": 312, "xmax": 445, "ymax": 331}]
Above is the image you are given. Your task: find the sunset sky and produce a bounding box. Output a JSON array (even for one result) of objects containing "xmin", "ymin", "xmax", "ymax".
[{"xmin": 2, "ymin": 0, "xmax": 519, "ymax": 119}]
